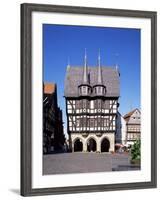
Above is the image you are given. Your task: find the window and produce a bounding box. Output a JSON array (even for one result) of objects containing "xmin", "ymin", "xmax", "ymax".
[
  {"xmin": 88, "ymin": 87, "xmax": 91, "ymax": 94},
  {"xmin": 95, "ymin": 119, "xmax": 97, "ymax": 127},
  {"xmin": 98, "ymin": 87, "xmax": 101, "ymax": 93},
  {"xmin": 83, "ymin": 118, "xmax": 86, "ymax": 127},
  {"xmin": 76, "ymin": 119, "xmax": 80, "ymax": 127},
  {"xmin": 75, "ymin": 100, "xmax": 80, "ymax": 109},
  {"xmin": 104, "ymin": 100, "xmax": 110, "ymax": 109},
  {"xmin": 98, "ymin": 118, "xmax": 101, "ymax": 126},
  {"xmin": 80, "ymin": 117, "xmax": 86, "ymax": 127},
  {"xmin": 94, "ymin": 100, "xmax": 102, "ymax": 109},
  {"xmin": 82, "ymin": 86, "xmax": 86, "ymax": 94},
  {"xmin": 98, "ymin": 100, "xmax": 102, "ymax": 109},
  {"xmin": 104, "ymin": 119, "xmax": 107, "ymax": 127},
  {"xmin": 83, "ymin": 100, "xmax": 86, "ymax": 109},
  {"xmin": 94, "ymin": 100, "xmax": 97, "ymax": 108},
  {"xmin": 87, "ymin": 100, "xmax": 90, "ymax": 108},
  {"xmin": 79, "ymin": 88, "xmax": 82, "ymax": 94},
  {"xmin": 87, "ymin": 118, "xmax": 90, "ymax": 127},
  {"xmin": 83, "ymin": 100, "xmax": 85, "ymax": 108},
  {"xmin": 90, "ymin": 119, "xmax": 94, "ymax": 127}
]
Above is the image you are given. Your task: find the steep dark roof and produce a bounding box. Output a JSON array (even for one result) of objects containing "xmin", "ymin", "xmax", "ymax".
[{"xmin": 64, "ymin": 66, "xmax": 120, "ymax": 97}]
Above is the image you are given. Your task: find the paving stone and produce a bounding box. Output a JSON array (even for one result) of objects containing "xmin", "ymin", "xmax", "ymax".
[{"xmin": 43, "ymin": 152, "xmax": 139, "ymax": 175}]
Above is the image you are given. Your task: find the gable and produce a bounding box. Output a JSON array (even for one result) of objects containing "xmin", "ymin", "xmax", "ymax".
[{"xmin": 128, "ymin": 109, "xmax": 141, "ymax": 124}]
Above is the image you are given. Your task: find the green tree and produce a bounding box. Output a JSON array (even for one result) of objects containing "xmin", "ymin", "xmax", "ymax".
[{"xmin": 131, "ymin": 139, "xmax": 141, "ymax": 160}]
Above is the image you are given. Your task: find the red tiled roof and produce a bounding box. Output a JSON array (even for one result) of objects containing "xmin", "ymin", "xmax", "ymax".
[{"xmin": 44, "ymin": 83, "xmax": 56, "ymax": 94}]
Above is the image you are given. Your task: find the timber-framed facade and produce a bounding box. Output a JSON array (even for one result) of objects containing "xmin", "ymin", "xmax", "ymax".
[
  {"xmin": 124, "ymin": 108, "xmax": 141, "ymax": 146},
  {"xmin": 64, "ymin": 52, "xmax": 120, "ymax": 153}
]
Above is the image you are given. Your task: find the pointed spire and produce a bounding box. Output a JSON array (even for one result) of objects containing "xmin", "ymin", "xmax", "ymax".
[
  {"xmin": 85, "ymin": 48, "xmax": 87, "ymax": 67},
  {"xmin": 115, "ymin": 53, "xmax": 119, "ymax": 71},
  {"xmin": 83, "ymin": 48, "xmax": 88, "ymax": 84},
  {"xmin": 68, "ymin": 57, "xmax": 70, "ymax": 66},
  {"xmin": 115, "ymin": 63, "xmax": 120, "ymax": 76},
  {"xmin": 115, "ymin": 63, "xmax": 119, "ymax": 73},
  {"xmin": 97, "ymin": 49, "xmax": 103, "ymax": 84},
  {"xmin": 98, "ymin": 48, "xmax": 101, "ymax": 67},
  {"xmin": 67, "ymin": 57, "xmax": 70, "ymax": 70}
]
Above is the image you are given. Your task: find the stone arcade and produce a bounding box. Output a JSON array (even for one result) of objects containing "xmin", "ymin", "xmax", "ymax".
[{"xmin": 64, "ymin": 52, "xmax": 120, "ymax": 153}]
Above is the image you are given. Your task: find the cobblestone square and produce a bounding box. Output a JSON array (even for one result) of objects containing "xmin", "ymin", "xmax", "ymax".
[{"xmin": 43, "ymin": 152, "xmax": 140, "ymax": 175}]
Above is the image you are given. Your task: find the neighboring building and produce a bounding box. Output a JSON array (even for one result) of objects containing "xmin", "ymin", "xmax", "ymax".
[
  {"xmin": 43, "ymin": 83, "xmax": 65, "ymax": 154},
  {"xmin": 123, "ymin": 108, "xmax": 141, "ymax": 146},
  {"xmin": 55, "ymin": 107, "xmax": 66, "ymax": 151},
  {"xmin": 64, "ymin": 53, "xmax": 120, "ymax": 153},
  {"xmin": 116, "ymin": 112, "xmax": 126, "ymax": 145}
]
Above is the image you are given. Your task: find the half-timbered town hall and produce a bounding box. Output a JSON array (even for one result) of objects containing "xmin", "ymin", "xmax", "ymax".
[{"xmin": 64, "ymin": 53, "xmax": 120, "ymax": 153}]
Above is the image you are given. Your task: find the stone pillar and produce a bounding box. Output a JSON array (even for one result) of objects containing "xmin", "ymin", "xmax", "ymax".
[
  {"xmin": 71, "ymin": 141, "xmax": 74, "ymax": 152},
  {"xmin": 109, "ymin": 133, "xmax": 115, "ymax": 152},
  {"xmin": 83, "ymin": 139, "xmax": 87, "ymax": 152},
  {"xmin": 97, "ymin": 139, "xmax": 101, "ymax": 153}
]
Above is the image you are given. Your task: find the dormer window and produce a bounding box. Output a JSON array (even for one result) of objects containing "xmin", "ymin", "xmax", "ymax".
[
  {"xmin": 93, "ymin": 85, "xmax": 106, "ymax": 96},
  {"xmin": 79, "ymin": 85, "xmax": 91, "ymax": 96}
]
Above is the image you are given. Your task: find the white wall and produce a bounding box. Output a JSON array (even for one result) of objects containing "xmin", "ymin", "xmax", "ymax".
[
  {"xmin": 0, "ymin": 0, "xmax": 160, "ymax": 200},
  {"xmin": 121, "ymin": 116, "xmax": 127, "ymax": 145}
]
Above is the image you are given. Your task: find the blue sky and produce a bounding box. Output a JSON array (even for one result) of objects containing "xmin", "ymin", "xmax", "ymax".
[{"xmin": 43, "ymin": 24, "xmax": 140, "ymax": 134}]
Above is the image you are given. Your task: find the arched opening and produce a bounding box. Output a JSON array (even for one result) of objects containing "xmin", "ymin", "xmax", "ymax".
[
  {"xmin": 87, "ymin": 138, "xmax": 97, "ymax": 152},
  {"xmin": 74, "ymin": 139, "xmax": 83, "ymax": 152},
  {"xmin": 101, "ymin": 138, "xmax": 110, "ymax": 152}
]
